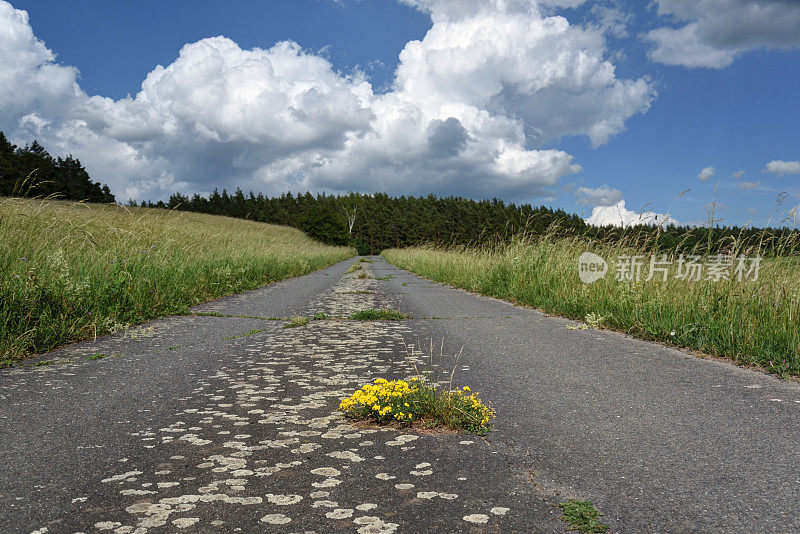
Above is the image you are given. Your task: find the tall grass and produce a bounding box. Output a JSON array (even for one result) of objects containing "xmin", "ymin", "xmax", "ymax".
[
  {"xmin": 383, "ymin": 228, "xmax": 800, "ymax": 377},
  {"xmin": 0, "ymin": 198, "xmax": 354, "ymax": 365}
]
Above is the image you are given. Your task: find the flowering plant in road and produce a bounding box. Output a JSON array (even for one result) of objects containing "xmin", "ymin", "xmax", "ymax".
[{"xmin": 339, "ymin": 377, "xmax": 495, "ymax": 435}]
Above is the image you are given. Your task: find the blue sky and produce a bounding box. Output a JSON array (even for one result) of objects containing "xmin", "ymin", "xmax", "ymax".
[
  {"xmin": 2, "ymin": 0, "xmax": 799, "ymax": 227},
  {"xmin": 9, "ymin": 0, "xmax": 431, "ymax": 98}
]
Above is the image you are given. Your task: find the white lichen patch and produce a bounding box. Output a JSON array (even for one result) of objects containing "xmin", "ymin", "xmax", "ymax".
[
  {"xmin": 120, "ymin": 489, "xmax": 157, "ymax": 496},
  {"xmin": 172, "ymin": 517, "xmax": 199, "ymax": 528},
  {"xmin": 491, "ymin": 507, "xmax": 510, "ymax": 515},
  {"xmin": 310, "ymin": 467, "xmax": 341, "ymax": 477},
  {"xmin": 266, "ymin": 493, "xmax": 303, "ymax": 505},
  {"xmin": 178, "ymin": 434, "xmax": 212, "ymax": 446},
  {"xmin": 326, "ymin": 450, "xmax": 365, "ymax": 462},
  {"xmin": 260, "ymin": 513, "xmax": 292, "ymax": 525},
  {"xmin": 101, "ymin": 471, "xmax": 142, "ymax": 484},
  {"xmin": 311, "ymin": 477, "xmax": 342, "ymax": 488},
  {"xmin": 353, "ymin": 515, "xmax": 400, "ymax": 534},
  {"xmin": 386, "ymin": 435, "xmax": 419, "ymax": 446},
  {"xmin": 326, "ymin": 508, "xmax": 354, "ymax": 519},
  {"xmin": 416, "ymin": 491, "xmax": 457, "ymax": 500},
  {"xmin": 463, "ymin": 514, "xmax": 490, "ymax": 524}
]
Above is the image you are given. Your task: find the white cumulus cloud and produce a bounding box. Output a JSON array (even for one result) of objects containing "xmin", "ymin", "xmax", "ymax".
[
  {"xmin": 0, "ymin": 0, "xmax": 654, "ymax": 201},
  {"xmin": 698, "ymin": 166, "xmax": 715, "ymax": 181},
  {"xmin": 584, "ymin": 200, "xmax": 678, "ymax": 227},
  {"xmin": 763, "ymin": 159, "xmax": 800, "ymax": 177},
  {"xmin": 644, "ymin": 0, "xmax": 800, "ymax": 68}
]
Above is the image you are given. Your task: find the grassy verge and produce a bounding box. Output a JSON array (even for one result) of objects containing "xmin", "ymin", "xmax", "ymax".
[
  {"xmin": 383, "ymin": 236, "xmax": 800, "ymax": 377},
  {"xmin": 0, "ymin": 198, "xmax": 354, "ymax": 365}
]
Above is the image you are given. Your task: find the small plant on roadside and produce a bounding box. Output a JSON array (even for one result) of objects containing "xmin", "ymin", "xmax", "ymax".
[
  {"xmin": 284, "ymin": 316, "xmax": 310, "ymax": 328},
  {"xmin": 584, "ymin": 312, "xmax": 605, "ymax": 328},
  {"xmin": 313, "ymin": 312, "xmax": 329, "ymax": 320},
  {"xmin": 357, "ymin": 272, "xmax": 371, "ymax": 279},
  {"xmin": 359, "ymin": 258, "xmax": 373, "ymax": 263},
  {"xmin": 87, "ymin": 353, "xmax": 106, "ymax": 360},
  {"xmin": 339, "ymin": 377, "xmax": 495, "ymax": 435},
  {"xmin": 566, "ymin": 312, "xmax": 605, "ymax": 330},
  {"xmin": 350, "ymin": 309, "xmax": 408, "ymax": 321},
  {"xmin": 558, "ymin": 500, "xmax": 608, "ymax": 533},
  {"xmin": 346, "ymin": 263, "xmax": 363, "ymax": 273}
]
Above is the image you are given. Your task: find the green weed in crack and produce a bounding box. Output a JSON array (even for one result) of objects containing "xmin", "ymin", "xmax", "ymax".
[
  {"xmin": 222, "ymin": 328, "xmax": 265, "ymax": 340},
  {"xmin": 349, "ymin": 309, "xmax": 408, "ymax": 321},
  {"xmin": 558, "ymin": 500, "xmax": 608, "ymax": 533},
  {"xmin": 284, "ymin": 316, "xmax": 310, "ymax": 328}
]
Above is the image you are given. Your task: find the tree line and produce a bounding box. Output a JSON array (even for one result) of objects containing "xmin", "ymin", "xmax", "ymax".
[
  {"xmin": 137, "ymin": 189, "xmax": 583, "ymax": 254},
  {"xmin": 0, "ymin": 131, "xmax": 115, "ymax": 203},
  {"xmin": 136, "ymin": 188, "xmax": 799, "ymax": 255}
]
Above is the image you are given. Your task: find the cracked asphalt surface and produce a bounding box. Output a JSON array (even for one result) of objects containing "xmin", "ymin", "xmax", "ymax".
[{"xmin": 1, "ymin": 256, "xmax": 799, "ymax": 533}]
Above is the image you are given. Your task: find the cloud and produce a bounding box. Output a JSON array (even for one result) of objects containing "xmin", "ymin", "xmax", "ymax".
[
  {"xmin": 590, "ymin": 2, "xmax": 632, "ymax": 39},
  {"xmin": 737, "ymin": 180, "xmax": 761, "ymax": 190},
  {"xmin": 426, "ymin": 117, "xmax": 469, "ymax": 158},
  {"xmin": 698, "ymin": 165, "xmax": 715, "ymax": 181},
  {"xmin": 763, "ymin": 159, "xmax": 800, "ymax": 177},
  {"xmin": 732, "ymin": 170, "xmax": 746, "ymax": 178},
  {"xmin": 644, "ymin": 0, "xmax": 800, "ymax": 68},
  {"xmin": 575, "ymin": 185, "xmax": 624, "ymax": 206},
  {"xmin": 0, "ymin": 0, "xmax": 653, "ymax": 201},
  {"xmin": 584, "ymin": 200, "xmax": 678, "ymax": 227}
]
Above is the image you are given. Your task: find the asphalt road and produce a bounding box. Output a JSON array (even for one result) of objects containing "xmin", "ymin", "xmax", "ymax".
[{"xmin": 1, "ymin": 256, "xmax": 798, "ymax": 533}]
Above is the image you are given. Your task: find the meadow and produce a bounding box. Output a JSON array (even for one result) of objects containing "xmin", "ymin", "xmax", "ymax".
[
  {"xmin": 0, "ymin": 198, "xmax": 354, "ymax": 365},
  {"xmin": 384, "ymin": 230, "xmax": 800, "ymax": 377}
]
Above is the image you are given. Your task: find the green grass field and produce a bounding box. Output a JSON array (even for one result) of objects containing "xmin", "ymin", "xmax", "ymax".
[
  {"xmin": 384, "ymin": 235, "xmax": 800, "ymax": 377},
  {"xmin": 0, "ymin": 198, "xmax": 354, "ymax": 365}
]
